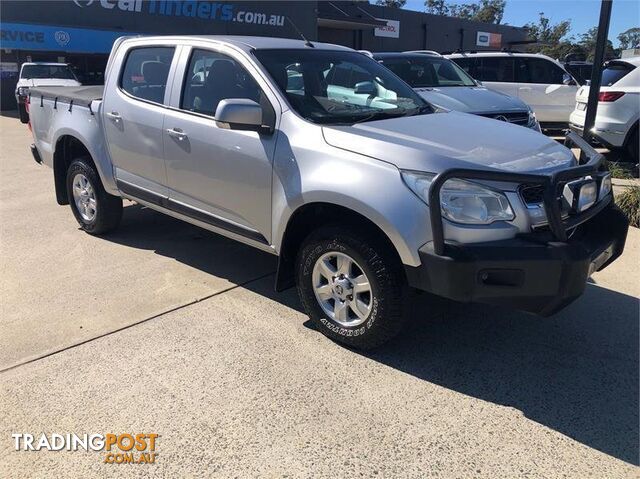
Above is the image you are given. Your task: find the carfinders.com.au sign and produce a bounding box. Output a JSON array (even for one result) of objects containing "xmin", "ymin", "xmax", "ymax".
[{"xmin": 72, "ymin": 0, "xmax": 286, "ymax": 27}]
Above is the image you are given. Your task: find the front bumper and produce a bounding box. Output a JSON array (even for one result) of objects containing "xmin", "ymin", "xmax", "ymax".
[
  {"xmin": 407, "ymin": 131, "xmax": 629, "ymax": 316},
  {"xmin": 569, "ymin": 122, "xmax": 626, "ymax": 149},
  {"xmin": 406, "ymin": 204, "xmax": 628, "ymax": 315}
]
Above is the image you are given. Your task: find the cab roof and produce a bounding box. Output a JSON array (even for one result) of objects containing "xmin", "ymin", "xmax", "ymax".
[
  {"xmin": 372, "ymin": 52, "xmax": 444, "ymax": 60},
  {"xmin": 121, "ymin": 35, "xmax": 353, "ymax": 52}
]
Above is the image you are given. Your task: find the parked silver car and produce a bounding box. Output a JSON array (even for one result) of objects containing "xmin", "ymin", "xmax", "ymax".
[
  {"xmin": 373, "ymin": 51, "xmax": 540, "ymax": 131},
  {"xmin": 27, "ymin": 36, "xmax": 628, "ymax": 349}
]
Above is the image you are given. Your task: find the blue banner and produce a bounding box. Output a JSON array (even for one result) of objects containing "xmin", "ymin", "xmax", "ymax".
[{"xmin": 0, "ymin": 22, "xmax": 137, "ymax": 53}]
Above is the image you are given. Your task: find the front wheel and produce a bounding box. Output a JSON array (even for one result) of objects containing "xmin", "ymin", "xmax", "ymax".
[
  {"xmin": 66, "ymin": 158, "xmax": 122, "ymax": 235},
  {"xmin": 296, "ymin": 226, "xmax": 408, "ymax": 350}
]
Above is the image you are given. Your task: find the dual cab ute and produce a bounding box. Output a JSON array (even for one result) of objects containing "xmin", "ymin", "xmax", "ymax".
[{"xmin": 28, "ymin": 36, "xmax": 628, "ymax": 349}]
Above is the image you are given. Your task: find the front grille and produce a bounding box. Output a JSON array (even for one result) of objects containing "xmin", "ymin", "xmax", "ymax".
[
  {"xmin": 520, "ymin": 182, "xmax": 574, "ymax": 231},
  {"xmin": 519, "ymin": 182, "xmax": 568, "ymax": 207},
  {"xmin": 479, "ymin": 111, "xmax": 529, "ymax": 126},
  {"xmin": 519, "ymin": 184, "xmax": 544, "ymax": 205}
]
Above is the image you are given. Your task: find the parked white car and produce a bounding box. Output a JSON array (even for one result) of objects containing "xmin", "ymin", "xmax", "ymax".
[
  {"xmin": 447, "ymin": 52, "xmax": 579, "ymax": 129},
  {"xmin": 374, "ymin": 51, "xmax": 539, "ymax": 131},
  {"xmin": 570, "ymin": 57, "xmax": 639, "ymax": 162},
  {"xmin": 15, "ymin": 62, "xmax": 81, "ymax": 123}
]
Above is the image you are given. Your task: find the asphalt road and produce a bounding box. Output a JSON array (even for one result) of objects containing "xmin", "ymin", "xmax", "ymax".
[{"xmin": 0, "ymin": 113, "xmax": 638, "ymax": 478}]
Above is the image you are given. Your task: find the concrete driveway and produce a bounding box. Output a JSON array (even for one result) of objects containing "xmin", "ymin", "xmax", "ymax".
[{"xmin": 0, "ymin": 113, "xmax": 638, "ymax": 478}]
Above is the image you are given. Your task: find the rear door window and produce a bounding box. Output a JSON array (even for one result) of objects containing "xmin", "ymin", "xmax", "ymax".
[
  {"xmin": 477, "ymin": 57, "xmax": 515, "ymax": 82},
  {"xmin": 516, "ymin": 58, "xmax": 566, "ymax": 84},
  {"xmin": 120, "ymin": 47, "xmax": 175, "ymax": 104},
  {"xmin": 451, "ymin": 57, "xmax": 479, "ymax": 78}
]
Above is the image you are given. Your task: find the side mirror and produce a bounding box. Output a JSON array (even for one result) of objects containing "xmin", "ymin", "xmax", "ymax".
[
  {"xmin": 354, "ymin": 81, "xmax": 377, "ymax": 96},
  {"xmin": 215, "ymin": 98, "xmax": 264, "ymax": 131},
  {"xmin": 562, "ymin": 73, "xmax": 576, "ymax": 86}
]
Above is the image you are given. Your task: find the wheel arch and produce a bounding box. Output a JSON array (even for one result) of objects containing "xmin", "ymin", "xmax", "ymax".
[
  {"xmin": 52, "ymin": 135, "xmax": 97, "ymax": 205},
  {"xmin": 274, "ymin": 201, "xmax": 408, "ymax": 292},
  {"xmin": 52, "ymin": 128, "xmax": 117, "ymax": 205}
]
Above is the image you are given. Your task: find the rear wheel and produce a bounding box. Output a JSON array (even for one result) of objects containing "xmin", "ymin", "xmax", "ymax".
[
  {"xmin": 66, "ymin": 158, "xmax": 122, "ymax": 235},
  {"xmin": 296, "ymin": 226, "xmax": 407, "ymax": 349},
  {"xmin": 18, "ymin": 102, "xmax": 29, "ymax": 124}
]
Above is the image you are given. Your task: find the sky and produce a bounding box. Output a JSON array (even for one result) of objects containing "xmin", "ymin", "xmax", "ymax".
[{"xmin": 403, "ymin": 0, "xmax": 640, "ymax": 47}]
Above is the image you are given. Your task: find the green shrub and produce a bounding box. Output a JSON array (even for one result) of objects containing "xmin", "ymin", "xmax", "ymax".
[
  {"xmin": 617, "ymin": 186, "xmax": 640, "ymax": 228},
  {"xmin": 605, "ymin": 161, "xmax": 633, "ymax": 179}
]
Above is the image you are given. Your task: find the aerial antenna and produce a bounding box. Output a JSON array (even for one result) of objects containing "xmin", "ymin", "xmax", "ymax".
[{"xmin": 286, "ymin": 16, "xmax": 314, "ymax": 48}]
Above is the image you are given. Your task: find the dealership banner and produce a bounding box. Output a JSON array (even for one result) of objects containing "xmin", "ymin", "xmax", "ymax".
[
  {"xmin": 0, "ymin": 22, "xmax": 136, "ymax": 53},
  {"xmin": 476, "ymin": 31, "xmax": 502, "ymax": 48},
  {"xmin": 375, "ymin": 18, "xmax": 400, "ymax": 39}
]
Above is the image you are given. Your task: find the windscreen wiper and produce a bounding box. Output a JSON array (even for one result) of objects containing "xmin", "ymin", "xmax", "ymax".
[{"xmin": 351, "ymin": 109, "xmax": 409, "ymax": 124}]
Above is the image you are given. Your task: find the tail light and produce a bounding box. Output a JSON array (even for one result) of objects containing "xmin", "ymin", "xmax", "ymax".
[{"xmin": 598, "ymin": 91, "xmax": 625, "ymax": 102}]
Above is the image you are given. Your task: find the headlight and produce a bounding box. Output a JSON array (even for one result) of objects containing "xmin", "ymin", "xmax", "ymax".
[
  {"xmin": 599, "ymin": 173, "xmax": 612, "ymax": 198},
  {"xmin": 401, "ymin": 170, "xmax": 515, "ymax": 225},
  {"xmin": 17, "ymin": 86, "xmax": 29, "ymax": 97}
]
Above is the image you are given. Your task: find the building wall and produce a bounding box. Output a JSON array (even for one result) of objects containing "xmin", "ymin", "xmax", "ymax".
[
  {"xmin": 1, "ymin": 1, "xmax": 318, "ymax": 43},
  {"xmin": 0, "ymin": 0, "xmax": 318, "ymax": 109},
  {"xmin": 0, "ymin": 1, "xmax": 529, "ymax": 109},
  {"xmin": 319, "ymin": 3, "xmax": 529, "ymax": 53}
]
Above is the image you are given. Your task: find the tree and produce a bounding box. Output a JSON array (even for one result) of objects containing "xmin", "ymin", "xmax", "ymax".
[
  {"xmin": 525, "ymin": 12, "xmax": 576, "ymax": 59},
  {"xmin": 448, "ymin": 3, "xmax": 480, "ymax": 20},
  {"xmin": 425, "ymin": 0, "xmax": 448, "ymax": 16},
  {"xmin": 473, "ymin": 0, "xmax": 506, "ymax": 24},
  {"xmin": 618, "ymin": 27, "xmax": 640, "ymax": 50},
  {"xmin": 376, "ymin": 0, "xmax": 406, "ymax": 7},
  {"xmin": 424, "ymin": 0, "xmax": 505, "ymax": 24},
  {"xmin": 578, "ymin": 27, "xmax": 619, "ymax": 61}
]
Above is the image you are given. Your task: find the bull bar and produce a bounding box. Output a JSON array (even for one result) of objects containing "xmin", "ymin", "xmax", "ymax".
[{"xmin": 427, "ymin": 131, "xmax": 606, "ymax": 255}]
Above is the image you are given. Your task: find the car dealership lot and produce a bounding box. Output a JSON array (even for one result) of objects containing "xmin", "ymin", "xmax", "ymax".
[{"xmin": 0, "ymin": 114, "xmax": 638, "ymax": 477}]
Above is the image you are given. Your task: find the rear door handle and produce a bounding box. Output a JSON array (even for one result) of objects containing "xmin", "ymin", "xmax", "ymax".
[
  {"xmin": 105, "ymin": 111, "xmax": 121, "ymax": 122},
  {"xmin": 166, "ymin": 128, "xmax": 188, "ymax": 141},
  {"xmin": 519, "ymin": 87, "xmax": 532, "ymax": 91}
]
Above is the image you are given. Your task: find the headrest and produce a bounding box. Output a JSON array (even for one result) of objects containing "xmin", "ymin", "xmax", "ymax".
[
  {"xmin": 141, "ymin": 61, "xmax": 169, "ymax": 85},
  {"xmin": 270, "ymin": 67, "xmax": 288, "ymax": 90},
  {"xmin": 206, "ymin": 60, "xmax": 238, "ymax": 85}
]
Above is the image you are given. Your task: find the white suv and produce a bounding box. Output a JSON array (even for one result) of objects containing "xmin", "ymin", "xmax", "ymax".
[
  {"xmin": 447, "ymin": 52, "xmax": 579, "ymax": 129},
  {"xmin": 570, "ymin": 57, "xmax": 639, "ymax": 162}
]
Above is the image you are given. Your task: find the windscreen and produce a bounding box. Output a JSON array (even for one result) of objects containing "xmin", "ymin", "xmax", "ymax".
[
  {"xmin": 378, "ymin": 56, "xmax": 477, "ymax": 88},
  {"xmin": 253, "ymin": 49, "xmax": 432, "ymax": 125},
  {"xmin": 20, "ymin": 64, "xmax": 76, "ymax": 80}
]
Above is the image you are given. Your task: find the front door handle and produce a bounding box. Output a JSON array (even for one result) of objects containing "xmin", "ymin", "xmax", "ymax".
[
  {"xmin": 166, "ymin": 128, "xmax": 188, "ymax": 141},
  {"xmin": 105, "ymin": 111, "xmax": 121, "ymax": 122},
  {"xmin": 519, "ymin": 87, "xmax": 532, "ymax": 91}
]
